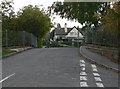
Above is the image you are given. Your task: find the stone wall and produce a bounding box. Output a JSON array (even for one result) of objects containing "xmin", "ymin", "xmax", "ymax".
[{"xmin": 85, "ymin": 44, "xmax": 119, "ymax": 63}]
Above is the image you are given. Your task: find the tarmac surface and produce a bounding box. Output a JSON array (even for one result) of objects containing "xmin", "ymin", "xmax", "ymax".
[{"xmin": 2, "ymin": 48, "xmax": 118, "ymax": 87}]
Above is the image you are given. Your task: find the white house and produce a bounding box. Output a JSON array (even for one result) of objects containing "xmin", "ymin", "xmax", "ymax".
[{"xmin": 51, "ymin": 23, "xmax": 83, "ymax": 42}]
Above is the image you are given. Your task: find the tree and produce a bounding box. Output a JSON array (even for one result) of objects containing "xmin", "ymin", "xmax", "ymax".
[
  {"xmin": 17, "ymin": 5, "xmax": 52, "ymax": 48},
  {"xmin": 49, "ymin": 2, "xmax": 107, "ymax": 27},
  {"xmin": 103, "ymin": 2, "xmax": 119, "ymax": 35},
  {"xmin": 1, "ymin": 0, "xmax": 16, "ymax": 31},
  {"xmin": 102, "ymin": 2, "xmax": 119, "ymax": 47}
]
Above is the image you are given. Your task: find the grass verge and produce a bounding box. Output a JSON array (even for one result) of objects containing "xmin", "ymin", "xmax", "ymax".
[{"xmin": 1, "ymin": 48, "xmax": 16, "ymax": 58}]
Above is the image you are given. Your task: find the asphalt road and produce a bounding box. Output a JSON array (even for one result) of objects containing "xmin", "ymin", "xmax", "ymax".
[{"xmin": 2, "ymin": 48, "xmax": 118, "ymax": 87}]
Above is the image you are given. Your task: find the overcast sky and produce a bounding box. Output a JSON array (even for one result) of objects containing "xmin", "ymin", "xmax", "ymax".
[{"xmin": 13, "ymin": 0, "xmax": 82, "ymax": 28}]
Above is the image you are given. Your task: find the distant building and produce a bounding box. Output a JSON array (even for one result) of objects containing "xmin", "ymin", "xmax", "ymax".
[{"xmin": 51, "ymin": 23, "xmax": 83, "ymax": 43}]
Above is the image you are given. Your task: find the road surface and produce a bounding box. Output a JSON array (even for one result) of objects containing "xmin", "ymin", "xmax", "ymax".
[{"xmin": 2, "ymin": 48, "xmax": 118, "ymax": 87}]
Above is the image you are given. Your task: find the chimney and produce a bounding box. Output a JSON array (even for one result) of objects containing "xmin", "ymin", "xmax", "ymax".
[{"xmin": 64, "ymin": 23, "xmax": 67, "ymax": 33}]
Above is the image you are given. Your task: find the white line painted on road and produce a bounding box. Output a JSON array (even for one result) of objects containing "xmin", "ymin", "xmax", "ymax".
[
  {"xmin": 92, "ymin": 68, "xmax": 98, "ymax": 72},
  {"xmin": 93, "ymin": 73, "xmax": 100, "ymax": 76},
  {"xmin": 0, "ymin": 73, "xmax": 15, "ymax": 83},
  {"xmin": 94, "ymin": 77, "xmax": 102, "ymax": 82},
  {"xmin": 91, "ymin": 64, "xmax": 97, "ymax": 68},
  {"xmin": 79, "ymin": 59, "xmax": 88, "ymax": 87},
  {"xmin": 80, "ymin": 60, "xmax": 85, "ymax": 63},
  {"xmin": 81, "ymin": 67, "xmax": 85, "ymax": 71},
  {"xmin": 91, "ymin": 64, "xmax": 98, "ymax": 72},
  {"xmin": 80, "ymin": 82, "xmax": 88, "ymax": 87},
  {"xmin": 80, "ymin": 63, "xmax": 85, "ymax": 67},
  {"xmin": 96, "ymin": 83, "xmax": 104, "ymax": 87},
  {"xmin": 80, "ymin": 76, "xmax": 87, "ymax": 81},
  {"xmin": 91, "ymin": 64, "xmax": 104, "ymax": 87},
  {"xmin": 80, "ymin": 72, "xmax": 87, "ymax": 76}
]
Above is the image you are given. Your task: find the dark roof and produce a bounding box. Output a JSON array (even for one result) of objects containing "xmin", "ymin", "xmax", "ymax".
[
  {"xmin": 54, "ymin": 26, "xmax": 82, "ymax": 35},
  {"xmin": 55, "ymin": 28, "xmax": 66, "ymax": 35}
]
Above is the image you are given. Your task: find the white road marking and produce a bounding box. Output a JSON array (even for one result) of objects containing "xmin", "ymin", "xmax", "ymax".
[
  {"xmin": 80, "ymin": 63, "xmax": 85, "ymax": 67},
  {"xmin": 92, "ymin": 68, "xmax": 98, "ymax": 72},
  {"xmin": 80, "ymin": 72, "xmax": 87, "ymax": 76},
  {"xmin": 91, "ymin": 64, "xmax": 97, "ymax": 68},
  {"xmin": 91, "ymin": 64, "xmax": 104, "ymax": 87},
  {"xmin": 0, "ymin": 73, "xmax": 15, "ymax": 83},
  {"xmin": 80, "ymin": 76, "xmax": 87, "ymax": 81},
  {"xmin": 81, "ymin": 67, "xmax": 85, "ymax": 71},
  {"xmin": 79, "ymin": 59, "xmax": 88, "ymax": 87},
  {"xmin": 80, "ymin": 60, "xmax": 85, "ymax": 63},
  {"xmin": 93, "ymin": 73, "xmax": 100, "ymax": 76},
  {"xmin": 94, "ymin": 77, "xmax": 102, "ymax": 82},
  {"xmin": 96, "ymin": 83, "xmax": 104, "ymax": 87},
  {"xmin": 80, "ymin": 82, "xmax": 88, "ymax": 87},
  {"xmin": 91, "ymin": 64, "xmax": 98, "ymax": 71}
]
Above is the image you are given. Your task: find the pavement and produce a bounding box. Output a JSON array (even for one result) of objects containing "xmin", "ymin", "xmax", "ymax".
[{"xmin": 80, "ymin": 46, "xmax": 119, "ymax": 73}]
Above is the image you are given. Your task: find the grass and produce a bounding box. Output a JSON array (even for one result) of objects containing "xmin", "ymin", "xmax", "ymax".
[
  {"xmin": 2, "ymin": 48, "xmax": 16, "ymax": 58},
  {"xmin": 0, "ymin": 51, "xmax": 2, "ymax": 57}
]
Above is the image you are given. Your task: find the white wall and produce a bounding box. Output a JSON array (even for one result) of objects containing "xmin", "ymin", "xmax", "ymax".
[{"xmin": 66, "ymin": 28, "xmax": 83, "ymax": 38}]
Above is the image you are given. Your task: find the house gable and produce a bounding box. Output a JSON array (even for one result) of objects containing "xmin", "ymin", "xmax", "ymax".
[{"xmin": 66, "ymin": 27, "xmax": 83, "ymax": 38}]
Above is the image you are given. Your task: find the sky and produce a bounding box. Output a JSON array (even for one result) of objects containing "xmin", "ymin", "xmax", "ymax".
[{"xmin": 13, "ymin": 0, "xmax": 82, "ymax": 28}]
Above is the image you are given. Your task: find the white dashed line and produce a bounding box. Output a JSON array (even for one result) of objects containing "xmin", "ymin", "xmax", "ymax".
[
  {"xmin": 81, "ymin": 67, "xmax": 85, "ymax": 71},
  {"xmin": 79, "ymin": 59, "xmax": 89, "ymax": 87},
  {"xmin": 80, "ymin": 60, "xmax": 85, "ymax": 63},
  {"xmin": 91, "ymin": 64, "xmax": 97, "ymax": 68},
  {"xmin": 92, "ymin": 68, "xmax": 98, "ymax": 72},
  {"xmin": 0, "ymin": 73, "xmax": 15, "ymax": 83},
  {"xmin": 80, "ymin": 82, "xmax": 88, "ymax": 87},
  {"xmin": 93, "ymin": 73, "xmax": 100, "ymax": 76},
  {"xmin": 91, "ymin": 64, "xmax": 104, "ymax": 87},
  {"xmin": 80, "ymin": 76, "xmax": 87, "ymax": 81},
  {"xmin": 79, "ymin": 61, "xmax": 104, "ymax": 87},
  {"xmin": 96, "ymin": 83, "xmax": 104, "ymax": 87},
  {"xmin": 80, "ymin": 63, "xmax": 85, "ymax": 67},
  {"xmin": 80, "ymin": 72, "xmax": 87, "ymax": 76},
  {"xmin": 91, "ymin": 64, "xmax": 98, "ymax": 72},
  {"xmin": 94, "ymin": 77, "xmax": 102, "ymax": 82}
]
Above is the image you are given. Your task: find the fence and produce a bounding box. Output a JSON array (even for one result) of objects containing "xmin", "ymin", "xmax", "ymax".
[
  {"xmin": 2, "ymin": 30, "xmax": 38, "ymax": 48},
  {"xmin": 84, "ymin": 29, "xmax": 119, "ymax": 48}
]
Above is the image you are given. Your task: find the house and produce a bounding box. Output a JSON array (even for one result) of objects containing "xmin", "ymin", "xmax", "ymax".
[{"xmin": 51, "ymin": 23, "xmax": 83, "ymax": 43}]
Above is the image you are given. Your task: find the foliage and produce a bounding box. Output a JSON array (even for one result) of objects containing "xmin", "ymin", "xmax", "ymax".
[
  {"xmin": 17, "ymin": 5, "xmax": 51, "ymax": 37},
  {"xmin": 102, "ymin": 2, "xmax": 119, "ymax": 36},
  {"xmin": 1, "ymin": 0, "xmax": 16, "ymax": 31},
  {"xmin": 1, "ymin": 0, "xmax": 53, "ymax": 48},
  {"xmin": 16, "ymin": 5, "xmax": 52, "ymax": 47},
  {"xmin": 2, "ymin": 48, "xmax": 16, "ymax": 57},
  {"xmin": 49, "ymin": 2, "xmax": 107, "ymax": 27}
]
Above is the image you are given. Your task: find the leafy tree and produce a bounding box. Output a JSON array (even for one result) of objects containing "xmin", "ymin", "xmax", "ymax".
[
  {"xmin": 102, "ymin": 2, "xmax": 119, "ymax": 47},
  {"xmin": 49, "ymin": 2, "xmax": 107, "ymax": 27},
  {"xmin": 17, "ymin": 5, "xmax": 52, "ymax": 48},
  {"xmin": 103, "ymin": 2, "xmax": 119, "ymax": 35},
  {"xmin": 1, "ymin": 0, "xmax": 52, "ymax": 48},
  {"xmin": 1, "ymin": 0, "xmax": 15, "ymax": 31}
]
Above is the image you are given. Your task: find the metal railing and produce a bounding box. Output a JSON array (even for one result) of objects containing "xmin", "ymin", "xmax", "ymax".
[
  {"xmin": 2, "ymin": 30, "xmax": 38, "ymax": 48},
  {"xmin": 84, "ymin": 29, "xmax": 119, "ymax": 48}
]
